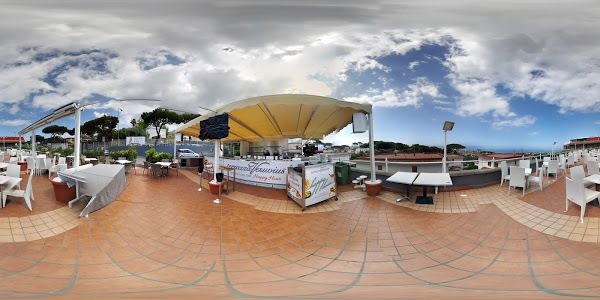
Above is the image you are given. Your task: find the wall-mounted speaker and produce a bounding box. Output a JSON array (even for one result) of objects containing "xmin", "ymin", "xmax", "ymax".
[{"xmin": 352, "ymin": 113, "xmax": 368, "ymax": 133}]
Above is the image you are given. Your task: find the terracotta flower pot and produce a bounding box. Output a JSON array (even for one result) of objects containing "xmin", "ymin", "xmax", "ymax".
[
  {"xmin": 50, "ymin": 176, "xmax": 76, "ymax": 203},
  {"xmin": 365, "ymin": 179, "xmax": 383, "ymax": 196}
]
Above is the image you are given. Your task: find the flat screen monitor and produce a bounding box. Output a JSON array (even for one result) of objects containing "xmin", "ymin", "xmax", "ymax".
[{"xmin": 199, "ymin": 113, "xmax": 229, "ymax": 140}]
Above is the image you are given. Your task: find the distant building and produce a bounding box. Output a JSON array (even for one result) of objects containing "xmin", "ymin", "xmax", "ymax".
[
  {"xmin": 0, "ymin": 136, "xmax": 25, "ymax": 149},
  {"xmin": 477, "ymin": 153, "xmax": 526, "ymax": 169},
  {"xmin": 565, "ymin": 137, "xmax": 600, "ymax": 151}
]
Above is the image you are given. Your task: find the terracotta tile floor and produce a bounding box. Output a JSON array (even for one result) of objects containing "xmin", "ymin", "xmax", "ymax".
[{"xmin": 3, "ymin": 166, "xmax": 600, "ymax": 298}]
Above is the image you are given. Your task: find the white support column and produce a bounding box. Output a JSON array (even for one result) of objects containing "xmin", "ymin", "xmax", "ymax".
[
  {"xmin": 213, "ymin": 139, "xmax": 220, "ymax": 182},
  {"xmin": 31, "ymin": 129, "xmax": 36, "ymax": 154},
  {"xmin": 74, "ymin": 106, "xmax": 81, "ymax": 170},
  {"xmin": 368, "ymin": 112, "xmax": 376, "ymax": 183},
  {"xmin": 173, "ymin": 132, "xmax": 177, "ymax": 158},
  {"xmin": 385, "ymin": 158, "xmax": 388, "ymax": 172}
]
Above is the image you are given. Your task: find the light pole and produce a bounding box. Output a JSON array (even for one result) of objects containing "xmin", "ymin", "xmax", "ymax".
[
  {"xmin": 442, "ymin": 121, "xmax": 455, "ymax": 173},
  {"xmin": 552, "ymin": 141, "xmax": 556, "ymax": 159},
  {"xmin": 117, "ymin": 108, "xmax": 123, "ymax": 147}
]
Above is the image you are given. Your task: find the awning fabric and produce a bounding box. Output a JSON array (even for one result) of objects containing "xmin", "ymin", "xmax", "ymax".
[{"xmin": 174, "ymin": 94, "xmax": 372, "ymax": 142}]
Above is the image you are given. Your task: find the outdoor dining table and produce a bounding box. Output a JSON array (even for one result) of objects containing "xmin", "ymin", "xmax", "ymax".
[
  {"xmin": 58, "ymin": 164, "xmax": 126, "ymax": 217},
  {"xmin": 0, "ymin": 162, "xmax": 8, "ymax": 171},
  {"xmin": 412, "ymin": 172, "xmax": 453, "ymax": 204},
  {"xmin": 386, "ymin": 171, "xmax": 419, "ymax": 202},
  {"xmin": 156, "ymin": 162, "xmax": 172, "ymax": 176},
  {"xmin": 0, "ymin": 176, "xmax": 23, "ymax": 208}
]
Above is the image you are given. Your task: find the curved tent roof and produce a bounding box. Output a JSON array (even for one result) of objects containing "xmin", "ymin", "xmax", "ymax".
[{"xmin": 174, "ymin": 94, "xmax": 372, "ymax": 142}]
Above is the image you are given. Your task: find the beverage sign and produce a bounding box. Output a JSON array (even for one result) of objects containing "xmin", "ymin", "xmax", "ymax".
[{"xmin": 303, "ymin": 163, "xmax": 336, "ymax": 206}]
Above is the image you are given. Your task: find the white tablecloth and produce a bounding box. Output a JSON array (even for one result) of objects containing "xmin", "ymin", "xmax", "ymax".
[{"xmin": 58, "ymin": 164, "xmax": 126, "ymax": 216}]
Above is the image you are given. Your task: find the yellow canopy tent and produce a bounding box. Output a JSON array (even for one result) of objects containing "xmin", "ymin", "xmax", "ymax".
[
  {"xmin": 173, "ymin": 94, "xmax": 376, "ymax": 183},
  {"xmin": 175, "ymin": 94, "xmax": 371, "ymax": 142}
]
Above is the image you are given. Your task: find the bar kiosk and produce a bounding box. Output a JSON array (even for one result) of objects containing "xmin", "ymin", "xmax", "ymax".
[{"xmin": 287, "ymin": 163, "xmax": 337, "ymax": 211}]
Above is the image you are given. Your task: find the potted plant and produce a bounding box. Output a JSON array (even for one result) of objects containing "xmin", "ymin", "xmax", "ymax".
[{"xmin": 365, "ymin": 179, "xmax": 383, "ymax": 196}]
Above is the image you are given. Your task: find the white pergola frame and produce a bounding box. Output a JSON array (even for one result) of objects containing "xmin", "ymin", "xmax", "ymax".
[{"xmin": 19, "ymin": 102, "xmax": 83, "ymax": 169}]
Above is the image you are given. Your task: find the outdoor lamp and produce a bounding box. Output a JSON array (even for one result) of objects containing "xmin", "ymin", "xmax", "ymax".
[
  {"xmin": 443, "ymin": 121, "xmax": 455, "ymax": 131},
  {"xmin": 443, "ymin": 121, "xmax": 454, "ymax": 173}
]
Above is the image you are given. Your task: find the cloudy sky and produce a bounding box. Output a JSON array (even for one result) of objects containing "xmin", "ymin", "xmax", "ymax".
[{"xmin": 1, "ymin": 0, "xmax": 599, "ymax": 151}]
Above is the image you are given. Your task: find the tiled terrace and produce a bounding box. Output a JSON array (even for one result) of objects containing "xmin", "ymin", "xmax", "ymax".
[{"xmin": 2, "ymin": 166, "xmax": 600, "ymax": 298}]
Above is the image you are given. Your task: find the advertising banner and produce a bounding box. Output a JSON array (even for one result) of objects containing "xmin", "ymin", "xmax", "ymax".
[
  {"xmin": 287, "ymin": 169, "xmax": 303, "ymax": 204},
  {"xmin": 126, "ymin": 136, "xmax": 146, "ymax": 145},
  {"xmin": 205, "ymin": 157, "xmax": 294, "ymax": 189},
  {"xmin": 303, "ymin": 163, "xmax": 336, "ymax": 206}
]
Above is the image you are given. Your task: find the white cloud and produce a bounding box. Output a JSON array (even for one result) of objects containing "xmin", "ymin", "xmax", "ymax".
[
  {"xmin": 0, "ymin": 119, "xmax": 30, "ymax": 126},
  {"xmin": 0, "ymin": 0, "xmax": 598, "ymax": 137},
  {"xmin": 344, "ymin": 77, "xmax": 441, "ymax": 107},
  {"xmin": 92, "ymin": 112, "xmax": 107, "ymax": 118},
  {"xmin": 492, "ymin": 115, "xmax": 537, "ymax": 128}
]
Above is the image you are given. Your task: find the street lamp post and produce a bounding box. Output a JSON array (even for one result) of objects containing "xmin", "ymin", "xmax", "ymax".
[
  {"xmin": 117, "ymin": 108, "xmax": 123, "ymax": 147},
  {"xmin": 442, "ymin": 121, "xmax": 455, "ymax": 173},
  {"xmin": 552, "ymin": 141, "xmax": 556, "ymax": 159}
]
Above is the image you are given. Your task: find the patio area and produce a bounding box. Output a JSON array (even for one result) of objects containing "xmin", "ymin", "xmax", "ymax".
[{"xmin": 2, "ymin": 168, "xmax": 600, "ymax": 298}]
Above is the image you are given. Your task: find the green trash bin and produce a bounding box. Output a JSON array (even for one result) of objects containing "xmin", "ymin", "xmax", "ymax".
[{"xmin": 335, "ymin": 163, "xmax": 350, "ymax": 185}]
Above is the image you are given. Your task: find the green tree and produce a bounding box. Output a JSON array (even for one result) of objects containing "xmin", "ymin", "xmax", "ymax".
[
  {"xmin": 42, "ymin": 125, "xmax": 68, "ymax": 139},
  {"xmin": 42, "ymin": 125, "xmax": 69, "ymax": 143},
  {"xmin": 447, "ymin": 143, "xmax": 466, "ymax": 154},
  {"xmin": 178, "ymin": 113, "xmax": 200, "ymax": 124},
  {"xmin": 141, "ymin": 108, "xmax": 199, "ymax": 145},
  {"xmin": 82, "ymin": 115, "xmax": 119, "ymax": 142}
]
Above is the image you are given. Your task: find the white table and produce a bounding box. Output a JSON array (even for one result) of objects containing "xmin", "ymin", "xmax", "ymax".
[
  {"xmin": 156, "ymin": 162, "xmax": 172, "ymax": 176},
  {"xmin": 0, "ymin": 176, "xmax": 23, "ymax": 208},
  {"xmin": 58, "ymin": 164, "xmax": 126, "ymax": 217},
  {"xmin": 412, "ymin": 173, "xmax": 453, "ymax": 204},
  {"xmin": 386, "ymin": 171, "xmax": 419, "ymax": 202},
  {"xmin": 115, "ymin": 160, "xmax": 132, "ymax": 165},
  {"xmin": 0, "ymin": 162, "xmax": 8, "ymax": 171}
]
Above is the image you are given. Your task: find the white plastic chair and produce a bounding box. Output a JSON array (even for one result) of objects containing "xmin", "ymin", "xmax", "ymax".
[
  {"xmin": 2, "ymin": 164, "xmax": 22, "ymax": 190},
  {"xmin": 57, "ymin": 157, "xmax": 66, "ymax": 165},
  {"xmin": 26, "ymin": 157, "xmax": 35, "ymax": 175},
  {"xmin": 567, "ymin": 155, "xmax": 575, "ymax": 168},
  {"xmin": 535, "ymin": 157, "xmax": 544, "ymax": 176},
  {"xmin": 508, "ymin": 166, "xmax": 526, "ymax": 196},
  {"xmin": 500, "ymin": 161, "xmax": 510, "ymax": 186},
  {"xmin": 547, "ymin": 160, "xmax": 559, "ymax": 178},
  {"xmin": 586, "ymin": 160, "xmax": 599, "ymax": 176},
  {"xmin": 565, "ymin": 176, "xmax": 600, "ymax": 223},
  {"xmin": 558, "ymin": 157, "xmax": 567, "ymax": 176},
  {"xmin": 570, "ymin": 165, "xmax": 595, "ymax": 189},
  {"xmin": 527, "ymin": 172, "xmax": 543, "ymax": 192},
  {"xmin": 35, "ymin": 157, "xmax": 46, "ymax": 176},
  {"xmin": 2, "ymin": 171, "xmax": 34, "ymax": 210},
  {"xmin": 518, "ymin": 160, "xmax": 530, "ymax": 168},
  {"xmin": 9, "ymin": 157, "xmax": 18, "ymax": 164}
]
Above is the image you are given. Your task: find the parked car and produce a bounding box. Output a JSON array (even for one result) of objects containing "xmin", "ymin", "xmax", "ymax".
[{"xmin": 178, "ymin": 149, "xmax": 200, "ymax": 158}]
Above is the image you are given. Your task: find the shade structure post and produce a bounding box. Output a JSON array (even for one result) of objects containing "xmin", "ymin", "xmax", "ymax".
[
  {"xmin": 173, "ymin": 133, "xmax": 177, "ymax": 158},
  {"xmin": 368, "ymin": 112, "xmax": 376, "ymax": 183},
  {"xmin": 213, "ymin": 139, "xmax": 220, "ymax": 182},
  {"xmin": 74, "ymin": 106, "xmax": 81, "ymax": 169},
  {"xmin": 31, "ymin": 129, "xmax": 36, "ymax": 154}
]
